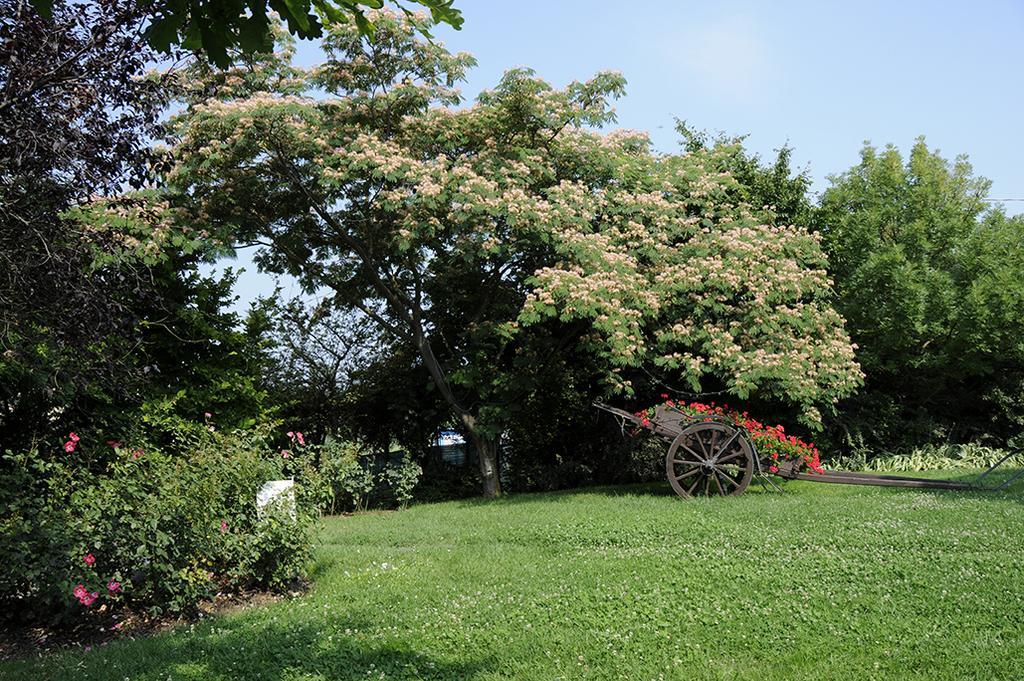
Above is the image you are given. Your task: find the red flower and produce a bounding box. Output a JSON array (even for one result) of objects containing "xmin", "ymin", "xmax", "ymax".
[
  {"xmin": 73, "ymin": 584, "xmax": 87, "ymax": 599},
  {"xmin": 83, "ymin": 553, "xmax": 96, "ymax": 567},
  {"xmin": 769, "ymin": 465, "xmax": 779, "ymax": 473},
  {"xmin": 80, "ymin": 591, "xmax": 98, "ymax": 607},
  {"xmin": 281, "ymin": 449, "xmax": 291, "ymax": 459},
  {"xmin": 107, "ymin": 580, "xmax": 121, "ymax": 593},
  {"xmin": 63, "ymin": 441, "xmax": 77, "ymax": 453},
  {"xmin": 660, "ymin": 393, "xmax": 669, "ymax": 399},
  {"xmin": 132, "ymin": 448, "xmax": 143, "ymax": 459},
  {"xmin": 69, "ymin": 432, "xmax": 80, "ymax": 442},
  {"xmin": 220, "ymin": 520, "xmax": 229, "ymax": 533}
]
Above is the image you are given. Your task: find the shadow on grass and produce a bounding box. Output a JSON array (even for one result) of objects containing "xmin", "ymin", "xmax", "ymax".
[
  {"xmin": 448, "ymin": 481, "xmax": 677, "ymax": 509},
  {"xmin": 11, "ymin": 613, "xmax": 490, "ymax": 681},
  {"xmin": 447, "ymin": 467, "xmax": 1024, "ymax": 509}
]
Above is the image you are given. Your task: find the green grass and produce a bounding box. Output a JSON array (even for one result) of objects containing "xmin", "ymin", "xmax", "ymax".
[{"xmin": 5, "ymin": 475, "xmax": 1024, "ymax": 680}]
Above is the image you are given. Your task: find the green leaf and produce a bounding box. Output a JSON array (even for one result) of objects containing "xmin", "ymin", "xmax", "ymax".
[
  {"xmin": 351, "ymin": 9, "xmax": 374, "ymax": 37},
  {"xmin": 146, "ymin": 15, "xmax": 186, "ymax": 53},
  {"xmin": 29, "ymin": 0, "xmax": 54, "ymax": 18},
  {"xmin": 238, "ymin": 14, "xmax": 274, "ymax": 53}
]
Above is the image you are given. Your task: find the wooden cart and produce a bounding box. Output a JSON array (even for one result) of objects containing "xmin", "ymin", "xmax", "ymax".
[{"xmin": 595, "ymin": 402, "xmax": 1022, "ymax": 499}]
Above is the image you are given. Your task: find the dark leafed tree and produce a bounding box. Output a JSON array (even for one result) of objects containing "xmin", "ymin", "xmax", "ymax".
[
  {"xmin": 0, "ymin": 0, "xmax": 169, "ymax": 444},
  {"xmin": 1, "ymin": 1, "xmax": 269, "ymax": 449}
]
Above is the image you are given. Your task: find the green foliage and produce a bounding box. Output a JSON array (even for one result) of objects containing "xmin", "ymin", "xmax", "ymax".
[
  {"xmin": 817, "ymin": 139, "xmax": 1024, "ymax": 452},
  {"xmin": 857, "ymin": 443, "xmax": 1023, "ymax": 473},
  {"xmin": 6, "ymin": 482, "xmax": 1024, "ymax": 679},
  {"xmin": 319, "ymin": 439, "xmax": 375, "ymax": 512},
  {"xmin": 0, "ymin": 419, "xmax": 320, "ymax": 626},
  {"xmin": 379, "ymin": 452, "xmax": 422, "ymax": 508},
  {"xmin": 675, "ymin": 120, "xmax": 813, "ymax": 229},
  {"xmin": 316, "ymin": 439, "xmax": 423, "ymax": 511},
  {"xmin": 29, "ymin": 0, "xmax": 462, "ymax": 68}
]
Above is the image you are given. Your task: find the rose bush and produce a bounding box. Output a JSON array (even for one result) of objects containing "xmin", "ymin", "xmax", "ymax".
[{"xmin": 0, "ymin": 419, "xmax": 323, "ymax": 626}]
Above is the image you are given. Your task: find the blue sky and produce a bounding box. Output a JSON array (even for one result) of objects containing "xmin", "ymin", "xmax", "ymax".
[{"xmin": 224, "ymin": 0, "xmax": 1024, "ymax": 311}]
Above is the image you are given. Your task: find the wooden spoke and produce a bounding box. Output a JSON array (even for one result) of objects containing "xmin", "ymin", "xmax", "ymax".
[
  {"xmin": 715, "ymin": 471, "xmax": 740, "ymax": 490},
  {"xmin": 685, "ymin": 476, "xmax": 702, "ymax": 497},
  {"xmin": 712, "ymin": 431, "xmax": 740, "ymax": 460},
  {"xmin": 678, "ymin": 442, "xmax": 706, "ymax": 463},
  {"xmin": 694, "ymin": 432, "xmax": 711, "ymax": 459},
  {"xmin": 672, "ymin": 467, "xmax": 701, "ymax": 482},
  {"xmin": 716, "ymin": 450, "xmax": 744, "ymax": 464}
]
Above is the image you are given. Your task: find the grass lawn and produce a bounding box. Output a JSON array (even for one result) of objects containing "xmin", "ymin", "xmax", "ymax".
[{"xmin": 4, "ymin": 476, "xmax": 1024, "ymax": 680}]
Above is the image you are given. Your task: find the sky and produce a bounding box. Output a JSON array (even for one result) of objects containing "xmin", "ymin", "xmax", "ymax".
[{"xmin": 221, "ymin": 0, "xmax": 1024, "ymax": 312}]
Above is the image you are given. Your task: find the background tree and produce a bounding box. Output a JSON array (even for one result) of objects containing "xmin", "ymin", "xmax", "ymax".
[
  {"xmin": 163, "ymin": 11, "xmax": 861, "ymax": 496},
  {"xmin": 253, "ymin": 295, "xmax": 379, "ymax": 443},
  {"xmin": 816, "ymin": 139, "xmax": 1024, "ymax": 453},
  {"xmin": 675, "ymin": 120, "xmax": 813, "ymax": 229}
]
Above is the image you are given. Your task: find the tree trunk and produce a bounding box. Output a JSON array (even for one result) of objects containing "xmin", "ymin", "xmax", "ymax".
[{"xmin": 461, "ymin": 413, "xmax": 501, "ymax": 498}]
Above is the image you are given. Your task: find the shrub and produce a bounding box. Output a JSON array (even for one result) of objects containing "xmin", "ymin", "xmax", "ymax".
[
  {"xmin": 379, "ymin": 454, "xmax": 422, "ymax": 509},
  {"xmin": 0, "ymin": 421, "xmax": 320, "ymax": 626},
  {"xmin": 318, "ymin": 439, "xmax": 374, "ymax": 513}
]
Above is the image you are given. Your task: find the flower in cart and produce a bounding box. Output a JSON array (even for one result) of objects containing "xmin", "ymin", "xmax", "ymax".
[{"xmin": 661, "ymin": 400, "xmax": 824, "ymax": 475}]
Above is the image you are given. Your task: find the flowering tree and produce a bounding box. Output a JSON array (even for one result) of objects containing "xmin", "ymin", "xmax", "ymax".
[{"xmin": 161, "ymin": 12, "xmax": 861, "ymax": 496}]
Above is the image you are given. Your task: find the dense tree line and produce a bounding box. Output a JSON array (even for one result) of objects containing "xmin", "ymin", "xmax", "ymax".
[{"xmin": 2, "ymin": 2, "xmax": 1022, "ymax": 502}]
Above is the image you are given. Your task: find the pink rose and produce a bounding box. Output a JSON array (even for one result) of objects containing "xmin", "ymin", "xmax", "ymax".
[
  {"xmin": 83, "ymin": 553, "xmax": 96, "ymax": 567},
  {"xmin": 107, "ymin": 580, "xmax": 121, "ymax": 593},
  {"xmin": 281, "ymin": 449, "xmax": 291, "ymax": 459},
  {"xmin": 73, "ymin": 583, "xmax": 87, "ymax": 599},
  {"xmin": 286, "ymin": 431, "xmax": 294, "ymax": 439},
  {"xmin": 63, "ymin": 441, "xmax": 76, "ymax": 453},
  {"xmin": 204, "ymin": 412, "xmax": 212, "ymax": 419},
  {"xmin": 80, "ymin": 591, "xmax": 98, "ymax": 606},
  {"xmin": 220, "ymin": 520, "xmax": 229, "ymax": 533},
  {"xmin": 69, "ymin": 432, "xmax": 80, "ymax": 442},
  {"xmin": 295, "ymin": 432, "xmax": 305, "ymax": 446},
  {"xmin": 106, "ymin": 440, "xmax": 122, "ymax": 449},
  {"xmin": 132, "ymin": 448, "xmax": 143, "ymax": 459}
]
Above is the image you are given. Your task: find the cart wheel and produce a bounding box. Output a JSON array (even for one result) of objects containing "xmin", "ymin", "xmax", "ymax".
[{"xmin": 666, "ymin": 422, "xmax": 754, "ymax": 499}]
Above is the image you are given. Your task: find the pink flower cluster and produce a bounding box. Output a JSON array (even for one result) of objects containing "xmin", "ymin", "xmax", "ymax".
[
  {"xmin": 73, "ymin": 584, "xmax": 98, "ymax": 607},
  {"xmin": 63, "ymin": 432, "xmax": 79, "ymax": 453},
  {"xmin": 73, "ymin": 553, "xmax": 122, "ymax": 607},
  {"xmin": 286, "ymin": 430, "xmax": 305, "ymax": 446}
]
